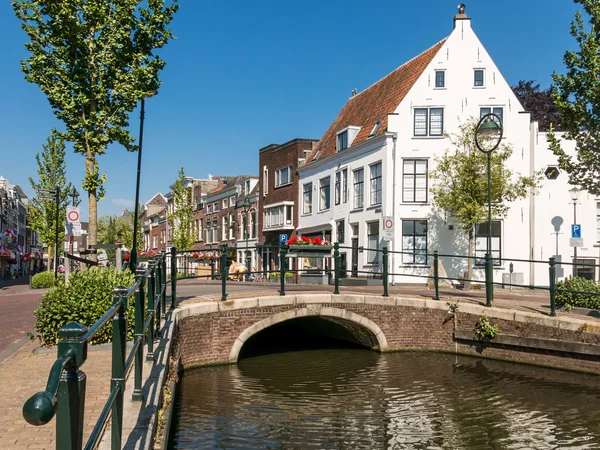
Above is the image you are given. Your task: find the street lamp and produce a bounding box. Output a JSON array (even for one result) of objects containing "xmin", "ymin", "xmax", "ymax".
[
  {"xmin": 131, "ymin": 91, "xmax": 158, "ymax": 271},
  {"xmin": 569, "ymin": 186, "xmax": 581, "ymax": 277},
  {"xmin": 475, "ymin": 113, "xmax": 503, "ymax": 307},
  {"xmin": 242, "ymin": 197, "xmax": 253, "ymax": 281},
  {"xmin": 69, "ymin": 187, "xmax": 79, "ymax": 206}
]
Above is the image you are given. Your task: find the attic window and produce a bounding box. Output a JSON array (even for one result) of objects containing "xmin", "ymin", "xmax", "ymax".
[
  {"xmin": 336, "ymin": 126, "xmax": 361, "ymax": 152},
  {"xmin": 368, "ymin": 121, "xmax": 382, "ymax": 138},
  {"xmin": 337, "ymin": 131, "xmax": 349, "ymax": 151}
]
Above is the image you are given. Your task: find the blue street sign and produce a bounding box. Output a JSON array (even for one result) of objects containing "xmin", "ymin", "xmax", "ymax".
[
  {"xmin": 571, "ymin": 224, "xmax": 581, "ymax": 238},
  {"xmin": 279, "ymin": 234, "xmax": 288, "ymax": 243}
]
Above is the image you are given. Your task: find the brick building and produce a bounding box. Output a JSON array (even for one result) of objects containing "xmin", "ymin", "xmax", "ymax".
[{"xmin": 257, "ymin": 139, "xmax": 317, "ymax": 272}]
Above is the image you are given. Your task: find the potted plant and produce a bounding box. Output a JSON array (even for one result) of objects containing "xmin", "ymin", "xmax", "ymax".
[{"xmin": 286, "ymin": 236, "xmax": 333, "ymax": 257}]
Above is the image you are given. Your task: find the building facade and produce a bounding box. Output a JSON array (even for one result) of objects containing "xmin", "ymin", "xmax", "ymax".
[
  {"xmin": 296, "ymin": 7, "xmax": 599, "ymax": 286},
  {"xmin": 257, "ymin": 138, "xmax": 317, "ymax": 273}
]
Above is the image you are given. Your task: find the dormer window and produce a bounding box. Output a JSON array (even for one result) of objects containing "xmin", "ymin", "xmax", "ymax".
[
  {"xmin": 368, "ymin": 121, "xmax": 381, "ymax": 138},
  {"xmin": 337, "ymin": 131, "xmax": 348, "ymax": 151},
  {"xmin": 336, "ymin": 126, "xmax": 361, "ymax": 152}
]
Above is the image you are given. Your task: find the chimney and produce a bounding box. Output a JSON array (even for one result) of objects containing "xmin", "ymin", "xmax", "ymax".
[{"xmin": 454, "ymin": 3, "xmax": 471, "ymax": 28}]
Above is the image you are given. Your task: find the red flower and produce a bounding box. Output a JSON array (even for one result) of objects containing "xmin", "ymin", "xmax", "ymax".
[
  {"xmin": 312, "ymin": 237, "xmax": 322, "ymax": 245},
  {"xmin": 301, "ymin": 236, "xmax": 310, "ymax": 243},
  {"xmin": 286, "ymin": 237, "xmax": 298, "ymax": 244}
]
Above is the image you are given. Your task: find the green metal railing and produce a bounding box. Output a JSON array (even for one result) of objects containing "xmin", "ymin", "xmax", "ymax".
[
  {"xmin": 22, "ymin": 252, "xmax": 170, "ymax": 450},
  {"xmin": 169, "ymin": 242, "xmax": 600, "ymax": 318}
]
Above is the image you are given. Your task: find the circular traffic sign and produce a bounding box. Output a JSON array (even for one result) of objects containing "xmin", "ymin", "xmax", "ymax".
[
  {"xmin": 67, "ymin": 210, "xmax": 79, "ymax": 222},
  {"xmin": 385, "ymin": 219, "xmax": 393, "ymax": 229}
]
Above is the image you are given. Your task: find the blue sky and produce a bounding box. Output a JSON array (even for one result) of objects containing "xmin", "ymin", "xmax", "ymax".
[{"xmin": 0, "ymin": 1, "xmax": 582, "ymax": 219}]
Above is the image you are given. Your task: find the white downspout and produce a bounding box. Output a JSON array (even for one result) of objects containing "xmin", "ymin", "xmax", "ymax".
[
  {"xmin": 391, "ymin": 132, "xmax": 398, "ymax": 285},
  {"xmin": 529, "ymin": 122, "xmax": 537, "ymax": 286}
]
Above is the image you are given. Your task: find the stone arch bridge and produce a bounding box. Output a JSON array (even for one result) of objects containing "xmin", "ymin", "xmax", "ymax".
[{"xmin": 174, "ymin": 294, "xmax": 600, "ymax": 374}]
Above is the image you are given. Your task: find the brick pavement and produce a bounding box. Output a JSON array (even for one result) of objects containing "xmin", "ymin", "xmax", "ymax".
[{"xmin": 0, "ymin": 340, "xmax": 112, "ymax": 450}]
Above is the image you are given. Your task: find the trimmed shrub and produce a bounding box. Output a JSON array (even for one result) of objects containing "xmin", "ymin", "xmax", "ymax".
[
  {"xmin": 31, "ymin": 271, "xmax": 63, "ymax": 289},
  {"xmin": 32, "ymin": 267, "xmax": 135, "ymax": 346},
  {"xmin": 555, "ymin": 276, "xmax": 600, "ymax": 310}
]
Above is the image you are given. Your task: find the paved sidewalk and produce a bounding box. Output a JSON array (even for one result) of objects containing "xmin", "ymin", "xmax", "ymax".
[{"xmin": 0, "ymin": 340, "xmax": 112, "ymax": 450}]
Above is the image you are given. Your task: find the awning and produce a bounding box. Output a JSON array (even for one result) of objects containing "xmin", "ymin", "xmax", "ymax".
[{"xmin": 295, "ymin": 224, "xmax": 332, "ymax": 234}]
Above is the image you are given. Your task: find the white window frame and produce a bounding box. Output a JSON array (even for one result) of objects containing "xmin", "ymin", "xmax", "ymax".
[
  {"xmin": 414, "ymin": 107, "xmax": 444, "ymax": 137},
  {"xmin": 319, "ymin": 176, "xmax": 331, "ymax": 211},
  {"xmin": 434, "ymin": 69, "xmax": 446, "ymax": 88},
  {"xmin": 275, "ymin": 166, "xmax": 293, "ymax": 188},
  {"xmin": 369, "ymin": 162, "xmax": 382, "ymax": 206},
  {"xmin": 353, "ymin": 168, "xmax": 364, "ymax": 209},
  {"xmin": 303, "ymin": 182, "xmax": 313, "ymax": 215},
  {"xmin": 474, "ymin": 68, "xmax": 485, "ymax": 88},
  {"xmin": 263, "ymin": 165, "xmax": 268, "ymax": 195},
  {"xmin": 337, "ymin": 130, "xmax": 348, "ymax": 151},
  {"xmin": 402, "ymin": 159, "xmax": 428, "ymax": 203},
  {"xmin": 229, "ymin": 196, "xmax": 236, "ymax": 207},
  {"xmin": 366, "ymin": 221, "xmax": 380, "ymax": 265}
]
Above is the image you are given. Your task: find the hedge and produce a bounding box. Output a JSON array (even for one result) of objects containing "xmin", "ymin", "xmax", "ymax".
[
  {"xmin": 32, "ymin": 267, "xmax": 135, "ymax": 346},
  {"xmin": 555, "ymin": 276, "xmax": 600, "ymax": 310},
  {"xmin": 31, "ymin": 271, "xmax": 63, "ymax": 289}
]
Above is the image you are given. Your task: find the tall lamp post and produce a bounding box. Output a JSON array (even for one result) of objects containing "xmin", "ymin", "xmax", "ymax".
[
  {"xmin": 569, "ymin": 186, "xmax": 581, "ymax": 277},
  {"xmin": 475, "ymin": 113, "xmax": 503, "ymax": 307},
  {"xmin": 242, "ymin": 197, "xmax": 254, "ymax": 281},
  {"xmin": 130, "ymin": 91, "xmax": 157, "ymax": 271}
]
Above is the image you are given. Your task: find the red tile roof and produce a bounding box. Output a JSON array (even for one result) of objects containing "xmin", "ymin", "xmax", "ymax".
[{"xmin": 306, "ymin": 38, "xmax": 447, "ymax": 164}]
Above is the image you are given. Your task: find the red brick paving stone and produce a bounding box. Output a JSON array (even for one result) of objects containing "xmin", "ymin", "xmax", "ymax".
[
  {"xmin": 0, "ymin": 340, "xmax": 112, "ymax": 449},
  {"xmin": 0, "ymin": 291, "xmax": 45, "ymax": 352}
]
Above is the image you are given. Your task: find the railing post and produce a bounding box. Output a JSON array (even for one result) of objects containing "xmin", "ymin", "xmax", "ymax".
[
  {"xmin": 153, "ymin": 259, "xmax": 161, "ymax": 335},
  {"xmin": 56, "ymin": 323, "xmax": 88, "ymax": 450},
  {"xmin": 133, "ymin": 269, "xmax": 145, "ymax": 401},
  {"xmin": 111, "ymin": 287, "xmax": 128, "ymax": 450},
  {"xmin": 382, "ymin": 246, "xmax": 389, "ymax": 297},
  {"xmin": 484, "ymin": 253, "xmax": 494, "ymax": 307},
  {"xmin": 221, "ymin": 244, "xmax": 228, "ymax": 301},
  {"xmin": 210, "ymin": 258, "xmax": 215, "ymax": 280},
  {"xmin": 171, "ymin": 246, "xmax": 177, "ymax": 309},
  {"xmin": 333, "ymin": 242, "xmax": 340, "ymax": 295},
  {"xmin": 146, "ymin": 261, "xmax": 155, "ymax": 361},
  {"xmin": 549, "ymin": 257, "xmax": 557, "ymax": 317},
  {"xmin": 433, "ymin": 250, "xmax": 440, "ymax": 301},
  {"xmin": 279, "ymin": 243, "xmax": 287, "ymax": 296},
  {"xmin": 155, "ymin": 256, "xmax": 163, "ymax": 319},
  {"xmin": 161, "ymin": 252, "xmax": 167, "ymax": 314}
]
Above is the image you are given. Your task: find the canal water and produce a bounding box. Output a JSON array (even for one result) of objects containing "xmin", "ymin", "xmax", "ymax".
[{"xmin": 169, "ymin": 348, "xmax": 600, "ymax": 449}]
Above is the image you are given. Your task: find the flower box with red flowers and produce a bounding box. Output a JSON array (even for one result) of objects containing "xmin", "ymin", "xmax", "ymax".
[
  {"xmin": 286, "ymin": 236, "xmax": 332, "ymax": 257},
  {"xmin": 191, "ymin": 252, "xmax": 216, "ymax": 263}
]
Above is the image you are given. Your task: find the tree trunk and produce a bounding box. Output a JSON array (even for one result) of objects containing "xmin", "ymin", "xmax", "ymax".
[
  {"xmin": 465, "ymin": 229, "xmax": 474, "ymax": 291},
  {"xmin": 86, "ymin": 151, "xmax": 98, "ymax": 261}
]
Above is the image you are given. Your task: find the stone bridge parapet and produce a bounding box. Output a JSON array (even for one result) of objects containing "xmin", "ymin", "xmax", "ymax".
[{"xmin": 174, "ymin": 294, "xmax": 600, "ymax": 374}]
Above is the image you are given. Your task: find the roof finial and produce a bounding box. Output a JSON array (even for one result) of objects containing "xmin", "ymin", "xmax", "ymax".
[
  {"xmin": 351, "ymin": 88, "xmax": 357, "ymax": 97},
  {"xmin": 458, "ymin": 3, "xmax": 465, "ymax": 14}
]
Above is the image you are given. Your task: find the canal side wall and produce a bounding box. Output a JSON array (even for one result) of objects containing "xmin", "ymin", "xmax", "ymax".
[{"xmin": 174, "ymin": 295, "xmax": 600, "ymax": 374}]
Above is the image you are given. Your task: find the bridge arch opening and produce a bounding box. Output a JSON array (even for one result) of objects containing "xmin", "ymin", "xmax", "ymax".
[{"xmin": 230, "ymin": 308, "xmax": 387, "ymax": 361}]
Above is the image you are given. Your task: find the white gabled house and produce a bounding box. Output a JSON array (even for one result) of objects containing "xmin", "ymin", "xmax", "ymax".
[{"xmin": 296, "ymin": 6, "xmax": 600, "ymax": 287}]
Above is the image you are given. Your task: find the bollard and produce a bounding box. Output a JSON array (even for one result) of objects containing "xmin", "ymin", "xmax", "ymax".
[
  {"xmin": 382, "ymin": 247, "xmax": 389, "ymax": 297},
  {"xmin": 484, "ymin": 253, "xmax": 494, "ymax": 307},
  {"xmin": 111, "ymin": 287, "xmax": 128, "ymax": 450},
  {"xmin": 549, "ymin": 257, "xmax": 557, "ymax": 317},
  {"xmin": 279, "ymin": 243, "xmax": 287, "ymax": 296},
  {"xmin": 56, "ymin": 323, "xmax": 88, "ymax": 450},
  {"xmin": 146, "ymin": 261, "xmax": 155, "ymax": 361},
  {"xmin": 171, "ymin": 247, "xmax": 177, "ymax": 309},
  {"xmin": 433, "ymin": 251, "xmax": 440, "ymax": 301},
  {"xmin": 133, "ymin": 269, "xmax": 146, "ymax": 401},
  {"xmin": 221, "ymin": 244, "xmax": 228, "ymax": 301},
  {"xmin": 333, "ymin": 243, "xmax": 340, "ymax": 295}
]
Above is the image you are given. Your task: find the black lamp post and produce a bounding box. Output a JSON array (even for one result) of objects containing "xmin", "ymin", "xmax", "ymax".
[
  {"xmin": 69, "ymin": 187, "xmax": 80, "ymax": 207},
  {"xmin": 242, "ymin": 197, "xmax": 253, "ymax": 281},
  {"xmin": 475, "ymin": 113, "xmax": 503, "ymax": 307},
  {"xmin": 569, "ymin": 186, "xmax": 581, "ymax": 277},
  {"xmin": 131, "ymin": 92, "xmax": 157, "ymax": 271}
]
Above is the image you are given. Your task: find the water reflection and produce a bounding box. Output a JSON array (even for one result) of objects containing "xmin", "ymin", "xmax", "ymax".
[{"xmin": 169, "ymin": 351, "xmax": 600, "ymax": 449}]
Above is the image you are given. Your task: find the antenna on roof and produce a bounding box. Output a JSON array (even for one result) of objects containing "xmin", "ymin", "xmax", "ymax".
[{"xmin": 351, "ymin": 88, "xmax": 357, "ymax": 97}]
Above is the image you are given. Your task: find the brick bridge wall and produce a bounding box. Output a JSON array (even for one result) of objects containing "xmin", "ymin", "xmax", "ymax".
[{"xmin": 175, "ymin": 294, "xmax": 600, "ymax": 374}]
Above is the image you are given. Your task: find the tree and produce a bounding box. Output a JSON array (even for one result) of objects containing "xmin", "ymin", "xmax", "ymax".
[
  {"xmin": 28, "ymin": 130, "xmax": 78, "ymax": 270},
  {"xmin": 511, "ymin": 80, "xmax": 562, "ymax": 131},
  {"xmin": 429, "ymin": 119, "xmax": 541, "ymax": 285},
  {"xmin": 548, "ymin": 0, "xmax": 600, "ymax": 196},
  {"xmin": 167, "ymin": 168, "xmax": 194, "ymax": 251},
  {"xmin": 12, "ymin": 0, "xmax": 179, "ymax": 253},
  {"xmin": 97, "ymin": 214, "xmax": 133, "ymax": 259}
]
